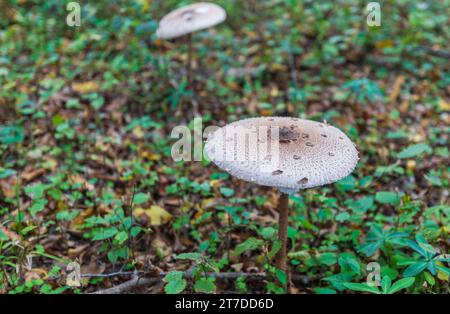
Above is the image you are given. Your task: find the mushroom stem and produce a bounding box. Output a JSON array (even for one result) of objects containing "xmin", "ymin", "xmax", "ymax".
[
  {"xmin": 186, "ymin": 33, "xmax": 193, "ymax": 86},
  {"xmin": 275, "ymin": 192, "xmax": 289, "ymax": 274},
  {"xmin": 186, "ymin": 33, "xmax": 200, "ymax": 116}
]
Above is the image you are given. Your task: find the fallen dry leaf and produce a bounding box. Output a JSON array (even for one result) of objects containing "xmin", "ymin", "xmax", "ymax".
[
  {"xmin": 389, "ymin": 76, "xmax": 404, "ymax": 103},
  {"xmin": 0, "ymin": 226, "xmax": 20, "ymax": 241},
  {"xmin": 439, "ymin": 99, "xmax": 450, "ymax": 111},
  {"xmin": 134, "ymin": 205, "xmax": 172, "ymax": 226},
  {"xmin": 0, "ymin": 177, "xmax": 16, "ymax": 198},
  {"xmin": 24, "ymin": 268, "xmax": 48, "ymax": 281},
  {"xmin": 68, "ymin": 243, "xmax": 90, "ymax": 259},
  {"xmin": 72, "ymin": 81, "xmax": 100, "ymax": 94},
  {"xmin": 21, "ymin": 167, "xmax": 47, "ymax": 182}
]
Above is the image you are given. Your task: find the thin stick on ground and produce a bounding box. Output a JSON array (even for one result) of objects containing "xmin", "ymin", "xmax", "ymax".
[{"xmin": 89, "ymin": 271, "xmax": 311, "ymax": 294}]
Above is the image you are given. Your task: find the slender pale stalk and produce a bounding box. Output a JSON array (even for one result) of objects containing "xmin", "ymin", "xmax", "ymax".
[
  {"xmin": 275, "ymin": 192, "xmax": 289, "ymax": 272},
  {"xmin": 186, "ymin": 33, "xmax": 193, "ymax": 86},
  {"xmin": 177, "ymin": 33, "xmax": 194, "ymax": 118}
]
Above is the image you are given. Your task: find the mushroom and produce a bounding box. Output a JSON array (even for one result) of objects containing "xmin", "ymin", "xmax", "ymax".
[
  {"xmin": 205, "ymin": 116, "xmax": 359, "ymax": 287},
  {"xmin": 156, "ymin": 2, "xmax": 227, "ymax": 86}
]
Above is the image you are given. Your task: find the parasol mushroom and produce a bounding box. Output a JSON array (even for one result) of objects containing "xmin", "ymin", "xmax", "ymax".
[
  {"xmin": 156, "ymin": 2, "xmax": 227, "ymax": 86},
  {"xmin": 205, "ymin": 116, "xmax": 359, "ymax": 288}
]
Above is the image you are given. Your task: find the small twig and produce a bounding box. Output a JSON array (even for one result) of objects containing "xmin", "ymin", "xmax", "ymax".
[
  {"xmin": 414, "ymin": 46, "xmax": 450, "ymax": 59},
  {"xmin": 88, "ymin": 271, "xmax": 312, "ymax": 294},
  {"xmin": 90, "ymin": 275, "xmax": 160, "ymax": 294},
  {"xmin": 81, "ymin": 270, "xmax": 142, "ymax": 278}
]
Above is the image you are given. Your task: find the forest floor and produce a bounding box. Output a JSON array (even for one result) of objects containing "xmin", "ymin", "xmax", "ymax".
[{"xmin": 0, "ymin": 1, "xmax": 449, "ymax": 294}]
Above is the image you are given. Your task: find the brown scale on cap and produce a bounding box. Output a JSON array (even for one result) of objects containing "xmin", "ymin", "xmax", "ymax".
[
  {"xmin": 298, "ymin": 177, "xmax": 309, "ymax": 185},
  {"xmin": 277, "ymin": 127, "xmax": 298, "ymax": 143}
]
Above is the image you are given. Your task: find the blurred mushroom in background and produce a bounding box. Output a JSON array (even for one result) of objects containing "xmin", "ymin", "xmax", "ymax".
[{"xmin": 156, "ymin": 2, "xmax": 227, "ymax": 108}]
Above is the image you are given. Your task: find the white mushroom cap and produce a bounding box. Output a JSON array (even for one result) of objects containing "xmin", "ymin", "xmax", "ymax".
[
  {"xmin": 205, "ymin": 117, "xmax": 359, "ymax": 194},
  {"xmin": 156, "ymin": 2, "xmax": 226, "ymax": 39}
]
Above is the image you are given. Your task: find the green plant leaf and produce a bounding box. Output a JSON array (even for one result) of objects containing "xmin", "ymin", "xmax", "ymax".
[
  {"xmin": 335, "ymin": 175, "xmax": 357, "ymax": 191},
  {"xmin": 397, "ymin": 143, "xmax": 431, "ymax": 159},
  {"xmin": 219, "ymin": 187, "xmax": 235, "ymax": 197},
  {"xmin": 268, "ymin": 240, "xmax": 281, "ymax": 260},
  {"xmin": 165, "ymin": 278, "xmax": 187, "ymax": 294},
  {"xmin": 175, "ymin": 252, "xmax": 203, "ymax": 262},
  {"xmin": 375, "ymin": 191, "xmax": 400, "ymax": 206},
  {"xmin": 114, "ymin": 231, "xmax": 128, "ymax": 245},
  {"xmin": 335, "ymin": 211, "xmax": 350, "ymax": 222},
  {"xmin": 359, "ymin": 241, "xmax": 381, "ymax": 257},
  {"xmin": 403, "ymin": 262, "xmax": 427, "ymax": 276},
  {"xmin": 0, "ymin": 229, "xmax": 9, "ymax": 241},
  {"xmin": 343, "ymin": 282, "xmax": 380, "ymax": 294},
  {"xmin": 164, "ymin": 271, "xmax": 184, "ymax": 282},
  {"xmin": 349, "ymin": 196, "xmax": 374, "ymax": 213},
  {"xmin": 323, "ymin": 273, "xmax": 354, "ymax": 291},
  {"xmin": 0, "ymin": 125, "xmax": 25, "ymax": 144},
  {"xmin": 436, "ymin": 265, "xmax": 450, "ymax": 276},
  {"xmin": 133, "ymin": 193, "xmax": 149, "ymax": 205},
  {"xmin": 232, "ymin": 237, "xmax": 263, "ymax": 257},
  {"xmin": 92, "ymin": 227, "xmax": 118, "ymax": 240},
  {"xmin": 406, "ymin": 240, "xmax": 427, "ymax": 257},
  {"xmin": 388, "ymin": 277, "xmax": 415, "ymax": 294},
  {"xmin": 338, "ymin": 253, "xmax": 361, "ymax": 275},
  {"xmin": 314, "ymin": 287, "xmax": 337, "ymax": 294},
  {"xmin": 381, "ymin": 276, "xmax": 391, "ymax": 294},
  {"xmin": 319, "ymin": 252, "xmax": 337, "ymax": 266},
  {"xmin": 260, "ymin": 227, "xmax": 276, "ymax": 240},
  {"xmin": 0, "ymin": 168, "xmax": 16, "ymax": 179},
  {"xmin": 424, "ymin": 271, "xmax": 435, "ymax": 286},
  {"xmin": 275, "ymin": 269, "xmax": 287, "ymax": 285},
  {"xmin": 29, "ymin": 199, "xmax": 47, "ymax": 216},
  {"xmin": 194, "ymin": 278, "xmax": 216, "ymax": 293}
]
